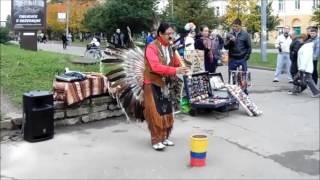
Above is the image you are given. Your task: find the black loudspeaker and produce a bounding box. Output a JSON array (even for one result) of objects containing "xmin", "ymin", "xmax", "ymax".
[{"xmin": 23, "ymin": 91, "xmax": 54, "ymax": 142}]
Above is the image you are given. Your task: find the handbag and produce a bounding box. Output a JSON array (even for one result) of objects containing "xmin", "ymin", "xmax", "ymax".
[{"xmin": 293, "ymin": 71, "xmax": 307, "ymax": 88}]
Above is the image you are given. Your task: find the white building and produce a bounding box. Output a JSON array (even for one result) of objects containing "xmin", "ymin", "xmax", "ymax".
[
  {"xmin": 208, "ymin": 0, "xmax": 228, "ymax": 16},
  {"xmin": 209, "ymin": 0, "xmax": 318, "ymax": 35},
  {"xmin": 271, "ymin": 0, "xmax": 319, "ymax": 35}
]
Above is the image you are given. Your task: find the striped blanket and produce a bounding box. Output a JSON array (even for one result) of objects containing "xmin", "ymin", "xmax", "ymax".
[
  {"xmin": 53, "ymin": 79, "xmax": 91, "ymax": 106},
  {"xmin": 86, "ymin": 73, "xmax": 108, "ymax": 96},
  {"xmin": 53, "ymin": 73, "xmax": 109, "ymax": 106}
]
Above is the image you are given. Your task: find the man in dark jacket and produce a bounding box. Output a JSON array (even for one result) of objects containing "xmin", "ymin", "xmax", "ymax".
[
  {"xmin": 112, "ymin": 29, "xmax": 125, "ymax": 48},
  {"xmin": 61, "ymin": 33, "xmax": 67, "ymax": 50},
  {"xmin": 224, "ymin": 18, "xmax": 251, "ymax": 71},
  {"xmin": 224, "ymin": 18, "xmax": 251, "ymax": 93},
  {"xmin": 308, "ymin": 26, "xmax": 320, "ymax": 84},
  {"xmin": 289, "ymin": 33, "xmax": 302, "ymax": 78}
]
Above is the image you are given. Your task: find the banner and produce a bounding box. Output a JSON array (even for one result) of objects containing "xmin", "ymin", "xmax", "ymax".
[
  {"xmin": 184, "ymin": 50, "xmax": 205, "ymax": 74},
  {"xmin": 12, "ymin": 0, "xmax": 46, "ymax": 30}
]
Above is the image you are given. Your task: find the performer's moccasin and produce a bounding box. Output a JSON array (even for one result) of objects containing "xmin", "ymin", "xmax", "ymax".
[{"xmin": 163, "ymin": 139, "xmax": 174, "ymax": 146}]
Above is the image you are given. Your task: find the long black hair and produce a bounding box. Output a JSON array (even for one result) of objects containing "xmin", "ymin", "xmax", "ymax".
[
  {"xmin": 157, "ymin": 22, "xmax": 174, "ymax": 36},
  {"xmin": 200, "ymin": 25, "xmax": 209, "ymax": 32}
]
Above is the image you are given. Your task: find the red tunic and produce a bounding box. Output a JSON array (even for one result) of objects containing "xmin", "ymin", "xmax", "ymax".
[{"xmin": 144, "ymin": 38, "xmax": 181, "ymax": 85}]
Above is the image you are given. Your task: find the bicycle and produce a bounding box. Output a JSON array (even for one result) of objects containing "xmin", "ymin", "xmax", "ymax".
[{"xmin": 84, "ymin": 46, "xmax": 102, "ymax": 60}]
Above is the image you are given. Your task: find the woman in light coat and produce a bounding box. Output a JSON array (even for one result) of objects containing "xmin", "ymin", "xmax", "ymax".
[
  {"xmin": 294, "ymin": 34, "xmax": 320, "ymax": 97},
  {"xmin": 184, "ymin": 30, "xmax": 195, "ymax": 51}
]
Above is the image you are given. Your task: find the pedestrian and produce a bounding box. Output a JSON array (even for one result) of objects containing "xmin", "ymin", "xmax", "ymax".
[
  {"xmin": 254, "ymin": 32, "xmax": 260, "ymax": 46},
  {"xmin": 88, "ymin": 37, "xmax": 100, "ymax": 49},
  {"xmin": 224, "ymin": 18, "xmax": 252, "ymax": 93},
  {"xmin": 195, "ymin": 25, "xmax": 217, "ymax": 73},
  {"xmin": 112, "ymin": 29, "xmax": 125, "ymax": 48},
  {"xmin": 174, "ymin": 32, "xmax": 186, "ymax": 57},
  {"xmin": 67, "ymin": 33, "xmax": 72, "ymax": 46},
  {"xmin": 210, "ymin": 31, "xmax": 224, "ymax": 67},
  {"xmin": 289, "ymin": 32, "xmax": 303, "ymax": 78},
  {"xmin": 290, "ymin": 33, "xmax": 320, "ymax": 97},
  {"xmin": 273, "ymin": 27, "xmax": 293, "ymax": 83},
  {"xmin": 172, "ymin": 21, "xmax": 197, "ymax": 57},
  {"xmin": 185, "ymin": 30, "xmax": 196, "ymax": 51},
  {"xmin": 39, "ymin": 32, "xmax": 44, "ymax": 42},
  {"xmin": 144, "ymin": 22, "xmax": 189, "ymax": 150},
  {"xmin": 307, "ymin": 26, "xmax": 320, "ymax": 85},
  {"xmin": 62, "ymin": 33, "xmax": 67, "ymax": 50},
  {"xmin": 42, "ymin": 34, "xmax": 47, "ymax": 43},
  {"xmin": 146, "ymin": 29, "xmax": 156, "ymax": 45}
]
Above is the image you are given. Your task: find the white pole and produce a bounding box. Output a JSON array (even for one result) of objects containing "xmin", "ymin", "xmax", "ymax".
[
  {"xmin": 171, "ymin": 0, "xmax": 174, "ymax": 21},
  {"xmin": 261, "ymin": 0, "xmax": 267, "ymax": 62},
  {"xmin": 66, "ymin": 0, "xmax": 70, "ymax": 35}
]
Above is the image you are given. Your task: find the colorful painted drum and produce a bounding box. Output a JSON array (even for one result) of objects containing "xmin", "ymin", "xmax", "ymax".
[{"xmin": 190, "ymin": 134, "xmax": 208, "ymax": 167}]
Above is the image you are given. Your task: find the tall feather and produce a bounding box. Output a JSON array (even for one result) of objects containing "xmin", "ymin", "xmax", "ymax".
[
  {"xmin": 103, "ymin": 24, "xmax": 184, "ymax": 122},
  {"xmin": 103, "ymin": 26, "xmax": 145, "ymax": 122}
]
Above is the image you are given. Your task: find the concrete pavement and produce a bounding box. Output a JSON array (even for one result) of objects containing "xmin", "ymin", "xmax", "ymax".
[
  {"xmin": 35, "ymin": 41, "xmax": 277, "ymax": 55},
  {"xmin": 1, "ymin": 65, "xmax": 319, "ymax": 179},
  {"xmin": 37, "ymin": 41, "xmax": 87, "ymax": 56}
]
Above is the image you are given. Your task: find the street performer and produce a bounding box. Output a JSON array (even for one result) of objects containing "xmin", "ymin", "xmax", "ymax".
[{"xmin": 144, "ymin": 22, "xmax": 189, "ymax": 151}]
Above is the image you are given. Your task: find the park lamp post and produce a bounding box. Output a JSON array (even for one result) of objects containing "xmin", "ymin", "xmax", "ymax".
[
  {"xmin": 171, "ymin": 0, "xmax": 174, "ymax": 21},
  {"xmin": 261, "ymin": 0, "xmax": 267, "ymax": 62},
  {"xmin": 56, "ymin": 0, "xmax": 69, "ymax": 35},
  {"xmin": 66, "ymin": 0, "xmax": 70, "ymax": 35},
  {"xmin": 237, "ymin": 0, "xmax": 240, "ymax": 18}
]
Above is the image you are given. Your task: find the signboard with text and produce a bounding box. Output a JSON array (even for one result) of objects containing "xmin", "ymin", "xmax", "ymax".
[
  {"xmin": 57, "ymin": 12, "xmax": 66, "ymax": 23},
  {"xmin": 11, "ymin": 0, "xmax": 46, "ymax": 30}
]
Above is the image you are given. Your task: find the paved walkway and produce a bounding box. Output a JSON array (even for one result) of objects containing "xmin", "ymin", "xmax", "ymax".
[
  {"xmin": 1, "ymin": 63, "xmax": 319, "ymax": 179},
  {"xmin": 37, "ymin": 41, "xmax": 87, "ymax": 56},
  {"xmin": 36, "ymin": 41, "xmax": 278, "ymax": 55},
  {"xmin": 0, "ymin": 88, "xmax": 21, "ymax": 115}
]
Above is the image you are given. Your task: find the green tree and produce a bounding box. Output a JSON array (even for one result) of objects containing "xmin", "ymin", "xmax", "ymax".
[
  {"xmin": 225, "ymin": 0, "xmax": 279, "ymax": 34},
  {"xmin": 225, "ymin": 0, "xmax": 252, "ymax": 28},
  {"xmin": 162, "ymin": 0, "xmax": 218, "ymax": 32},
  {"xmin": 266, "ymin": 1, "xmax": 280, "ymax": 32},
  {"xmin": 246, "ymin": 2, "xmax": 280, "ymax": 34},
  {"xmin": 311, "ymin": 5, "xmax": 320, "ymax": 26},
  {"xmin": 246, "ymin": 3, "xmax": 261, "ymax": 34},
  {"xmin": 5, "ymin": 15, "xmax": 11, "ymax": 28},
  {"xmin": 82, "ymin": 0, "xmax": 159, "ymax": 35},
  {"xmin": 0, "ymin": 27, "xmax": 10, "ymax": 43}
]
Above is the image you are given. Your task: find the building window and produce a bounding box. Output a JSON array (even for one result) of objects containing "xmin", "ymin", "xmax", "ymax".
[
  {"xmin": 277, "ymin": 27, "xmax": 284, "ymax": 35},
  {"xmin": 216, "ymin": 7, "xmax": 220, "ymax": 16},
  {"xmin": 295, "ymin": 0, "xmax": 300, "ymax": 9},
  {"xmin": 313, "ymin": 0, "xmax": 319, "ymax": 9},
  {"xmin": 278, "ymin": 0, "xmax": 284, "ymax": 11},
  {"xmin": 293, "ymin": 27, "xmax": 301, "ymax": 35}
]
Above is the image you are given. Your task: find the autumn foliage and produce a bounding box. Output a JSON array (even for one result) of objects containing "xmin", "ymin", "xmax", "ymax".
[{"xmin": 47, "ymin": 0, "xmax": 97, "ymax": 33}]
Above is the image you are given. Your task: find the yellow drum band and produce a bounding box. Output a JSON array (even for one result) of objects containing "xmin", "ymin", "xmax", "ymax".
[{"xmin": 190, "ymin": 135, "xmax": 208, "ymax": 153}]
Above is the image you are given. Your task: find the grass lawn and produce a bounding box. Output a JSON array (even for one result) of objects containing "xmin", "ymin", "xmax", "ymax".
[
  {"xmin": 248, "ymin": 52, "xmax": 278, "ymax": 69},
  {"xmin": 0, "ymin": 43, "xmax": 100, "ymax": 105},
  {"xmin": 251, "ymin": 42, "xmax": 275, "ymax": 49},
  {"xmin": 72, "ymin": 39, "xmax": 90, "ymax": 47},
  {"xmin": 1, "ymin": 44, "xmax": 318, "ymax": 106}
]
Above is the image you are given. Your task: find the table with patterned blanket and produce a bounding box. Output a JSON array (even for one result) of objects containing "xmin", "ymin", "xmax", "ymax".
[{"xmin": 53, "ymin": 73, "xmax": 108, "ymax": 106}]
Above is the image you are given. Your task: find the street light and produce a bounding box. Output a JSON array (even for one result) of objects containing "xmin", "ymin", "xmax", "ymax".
[
  {"xmin": 66, "ymin": 0, "xmax": 70, "ymax": 35},
  {"xmin": 261, "ymin": 0, "xmax": 267, "ymax": 62},
  {"xmin": 237, "ymin": 0, "xmax": 240, "ymax": 18},
  {"xmin": 171, "ymin": 0, "xmax": 174, "ymax": 21}
]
